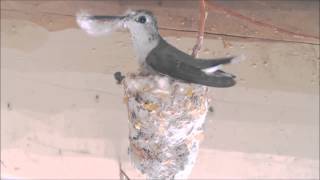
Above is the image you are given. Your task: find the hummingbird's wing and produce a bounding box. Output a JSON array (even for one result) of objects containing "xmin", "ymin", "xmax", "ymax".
[
  {"xmin": 146, "ymin": 40, "xmax": 236, "ymax": 87},
  {"xmin": 146, "ymin": 52, "xmax": 235, "ymax": 87},
  {"xmin": 146, "ymin": 46, "xmax": 236, "ymax": 87},
  {"xmin": 154, "ymin": 38, "xmax": 237, "ymax": 69}
]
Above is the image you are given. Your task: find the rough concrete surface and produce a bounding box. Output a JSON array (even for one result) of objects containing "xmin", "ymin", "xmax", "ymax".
[{"xmin": 1, "ymin": 0, "xmax": 319, "ymax": 179}]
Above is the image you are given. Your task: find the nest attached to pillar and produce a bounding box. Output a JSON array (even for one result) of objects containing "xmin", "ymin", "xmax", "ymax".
[{"xmin": 121, "ymin": 73, "xmax": 209, "ymax": 179}]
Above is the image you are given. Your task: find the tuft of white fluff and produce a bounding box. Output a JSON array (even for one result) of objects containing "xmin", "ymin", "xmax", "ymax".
[
  {"xmin": 76, "ymin": 10, "xmax": 120, "ymax": 36},
  {"xmin": 231, "ymin": 54, "xmax": 246, "ymax": 64},
  {"xmin": 201, "ymin": 54, "xmax": 246, "ymax": 75},
  {"xmin": 202, "ymin": 64, "xmax": 223, "ymax": 74}
]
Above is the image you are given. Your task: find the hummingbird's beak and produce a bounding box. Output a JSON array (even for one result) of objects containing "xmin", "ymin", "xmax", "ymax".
[
  {"xmin": 89, "ymin": 15, "xmax": 128, "ymax": 29},
  {"xmin": 89, "ymin": 15, "xmax": 126, "ymax": 21},
  {"xmin": 76, "ymin": 12, "xmax": 128, "ymax": 35}
]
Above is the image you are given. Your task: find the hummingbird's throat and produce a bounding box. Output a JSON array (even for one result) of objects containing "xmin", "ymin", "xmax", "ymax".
[{"xmin": 130, "ymin": 30, "xmax": 159, "ymax": 64}]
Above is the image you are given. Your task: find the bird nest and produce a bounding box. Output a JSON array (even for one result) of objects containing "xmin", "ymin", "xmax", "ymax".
[{"xmin": 121, "ymin": 73, "xmax": 209, "ymax": 179}]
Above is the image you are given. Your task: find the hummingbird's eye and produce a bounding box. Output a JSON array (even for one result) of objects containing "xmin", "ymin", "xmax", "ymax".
[{"xmin": 137, "ymin": 16, "xmax": 146, "ymax": 24}]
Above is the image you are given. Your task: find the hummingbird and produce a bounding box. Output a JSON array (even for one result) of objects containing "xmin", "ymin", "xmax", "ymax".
[{"xmin": 77, "ymin": 10, "xmax": 242, "ymax": 87}]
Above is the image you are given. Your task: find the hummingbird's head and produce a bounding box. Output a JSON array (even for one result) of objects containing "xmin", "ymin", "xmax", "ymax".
[
  {"xmin": 122, "ymin": 10, "xmax": 159, "ymax": 41},
  {"xmin": 77, "ymin": 10, "xmax": 159, "ymax": 40},
  {"xmin": 77, "ymin": 10, "xmax": 160, "ymax": 62}
]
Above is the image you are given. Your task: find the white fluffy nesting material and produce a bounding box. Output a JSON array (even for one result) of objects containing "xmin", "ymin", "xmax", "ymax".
[
  {"xmin": 76, "ymin": 11, "xmax": 122, "ymax": 36},
  {"xmin": 122, "ymin": 73, "xmax": 209, "ymax": 179}
]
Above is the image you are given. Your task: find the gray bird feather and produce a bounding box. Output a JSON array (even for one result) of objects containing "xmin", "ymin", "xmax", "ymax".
[{"xmin": 146, "ymin": 37, "xmax": 236, "ymax": 87}]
